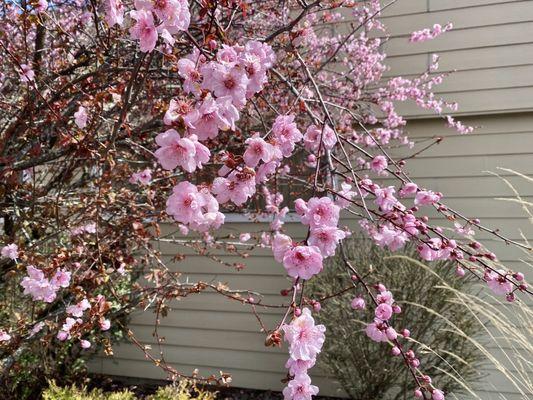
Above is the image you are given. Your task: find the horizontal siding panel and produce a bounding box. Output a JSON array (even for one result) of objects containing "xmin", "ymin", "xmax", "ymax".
[
  {"xmin": 417, "ymin": 65, "xmax": 533, "ymax": 94},
  {"xmin": 395, "ymin": 86, "xmax": 533, "ymax": 117},
  {"xmin": 380, "ymin": 0, "xmax": 427, "ymax": 17},
  {"xmin": 395, "ymin": 131, "xmax": 533, "ymax": 159},
  {"xmin": 399, "ymin": 153, "xmax": 533, "ymax": 179},
  {"xmin": 380, "ymin": 175, "xmax": 533, "ymax": 197},
  {"xmin": 404, "ymin": 113, "xmax": 533, "ymax": 136},
  {"xmin": 385, "ymin": 43, "xmax": 533, "ymax": 76},
  {"xmin": 429, "ymin": 0, "xmax": 524, "ymax": 12},
  {"xmin": 382, "ymin": 1, "xmax": 533, "ymax": 35},
  {"xmin": 384, "ymin": 22, "xmax": 533, "ymax": 57}
]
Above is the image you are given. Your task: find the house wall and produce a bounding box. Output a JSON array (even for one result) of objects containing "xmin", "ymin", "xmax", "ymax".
[{"xmin": 89, "ymin": 2, "xmax": 533, "ymax": 399}]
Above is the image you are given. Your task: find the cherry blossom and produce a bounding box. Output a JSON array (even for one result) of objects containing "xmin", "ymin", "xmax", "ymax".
[
  {"xmin": 303, "ymin": 124, "xmax": 337, "ymax": 152},
  {"xmin": 283, "ymin": 246, "xmax": 323, "ymax": 280},
  {"xmin": 1, "ymin": 243, "xmax": 18, "ymax": 260},
  {"xmin": 19, "ymin": 64, "xmax": 35, "ymax": 82},
  {"xmin": 300, "ymin": 197, "xmax": 340, "ymax": 229},
  {"xmin": 129, "ymin": 9, "xmax": 158, "ymax": 53},
  {"xmin": 282, "ymin": 308, "xmax": 325, "ymax": 361},
  {"xmin": 486, "ymin": 270, "xmax": 513, "ymax": 295},
  {"xmin": 410, "ymin": 23, "xmax": 453, "ymax": 43},
  {"xmin": 415, "ymin": 190, "xmax": 442, "ymax": 206},
  {"xmin": 155, "ymin": 129, "xmax": 209, "ymax": 172},
  {"xmin": 166, "ymin": 181, "xmax": 224, "ymax": 232},
  {"xmin": 74, "ymin": 106, "xmax": 88, "ymax": 129},
  {"xmin": 271, "ymin": 115, "xmax": 303, "ymax": 157},
  {"xmin": 308, "ymin": 226, "xmax": 346, "ymax": 257},
  {"xmin": 66, "ymin": 299, "xmax": 91, "ymax": 318},
  {"xmin": 105, "ymin": 0, "xmax": 124, "ymax": 26},
  {"xmin": 129, "ymin": 168, "xmax": 152, "ymax": 185},
  {"xmin": 243, "ymin": 134, "xmax": 276, "ymax": 167},
  {"xmin": 20, "ymin": 266, "xmax": 71, "ymax": 303},
  {"xmin": 272, "ymin": 233, "xmax": 293, "ymax": 262},
  {"xmin": 282, "ymin": 373, "xmax": 319, "ymax": 400}
]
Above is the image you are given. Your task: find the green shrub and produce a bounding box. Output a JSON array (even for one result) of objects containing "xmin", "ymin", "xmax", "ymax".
[
  {"xmin": 42, "ymin": 381, "xmax": 136, "ymax": 400},
  {"xmin": 308, "ymin": 239, "xmax": 486, "ymax": 400},
  {"xmin": 148, "ymin": 380, "xmax": 217, "ymax": 400},
  {"xmin": 42, "ymin": 379, "xmax": 217, "ymax": 400}
]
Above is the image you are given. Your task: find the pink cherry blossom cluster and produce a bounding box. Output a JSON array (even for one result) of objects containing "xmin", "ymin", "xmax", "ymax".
[
  {"xmin": 282, "ymin": 308, "xmax": 325, "ymax": 400},
  {"xmin": 409, "ymin": 23, "xmax": 453, "ymax": 43},
  {"xmin": 20, "ymin": 265, "xmax": 71, "ymax": 303},
  {"xmin": 57, "ymin": 295, "xmax": 110, "ymax": 349},
  {"xmin": 271, "ymin": 197, "xmax": 347, "ymax": 282},
  {"xmin": 127, "ymin": 0, "xmax": 190, "ymax": 52},
  {"xmin": 361, "ymin": 284, "xmax": 446, "ymax": 399}
]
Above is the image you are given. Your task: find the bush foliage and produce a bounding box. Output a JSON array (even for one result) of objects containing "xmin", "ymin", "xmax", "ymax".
[{"xmin": 42, "ymin": 380, "xmax": 217, "ymax": 400}]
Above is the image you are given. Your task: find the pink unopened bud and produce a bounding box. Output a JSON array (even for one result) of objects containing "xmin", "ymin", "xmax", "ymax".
[
  {"xmin": 392, "ymin": 305, "xmax": 402, "ymax": 314},
  {"xmin": 506, "ymin": 293, "xmax": 516, "ymax": 303},
  {"xmin": 414, "ymin": 389, "xmax": 423, "ymax": 398},
  {"xmin": 386, "ymin": 327, "xmax": 398, "ymax": 340},
  {"xmin": 402, "ymin": 329, "xmax": 410, "ymax": 338},
  {"xmin": 294, "ymin": 308, "xmax": 302, "ymax": 317},
  {"xmin": 455, "ymin": 266, "xmax": 465, "ymax": 277},
  {"xmin": 432, "ymin": 389, "xmax": 445, "ymax": 400},
  {"xmin": 513, "ymin": 272, "xmax": 524, "ymax": 281},
  {"xmin": 391, "ymin": 346, "xmax": 401, "ymax": 356},
  {"xmin": 313, "ymin": 301, "xmax": 321, "ymax": 312},
  {"xmin": 351, "ymin": 297, "xmax": 366, "ymax": 310}
]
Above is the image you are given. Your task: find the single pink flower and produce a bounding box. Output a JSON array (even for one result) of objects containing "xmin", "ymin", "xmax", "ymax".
[
  {"xmin": 100, "ymin": 319, "xmax": 111, "ymax": 331},
  {"xmin": 282, "ymin": 373, "xmax": 319, "ymax": 400},
  {"xmin": 307, "ymin": 226, "xmax": 346, "ymax": 257},
  {"xmin": 1, "ymin": 243, "xmax": 18, "ymax": 260},
  {"xmin": 282, "ymin": 308, "xmax": 326, "ymax": 361},
  {"xmin": 303, "ymin": 124, "xmax": 337, "ymax": 152},
  {"xmin": 74, "ymin": 106, "xmax": 88, "ymax": 129},
  {"xmin": 375, "ymin": 303, "xmax": 393, "ymax": 321},
  {"xmin": 105, "ymin": 0, "xmax": 124, "ymax": 26},
  {"xmin": 283, "ymin": 245, "xmax": 323, "ymax": 280},
  {"xmin": 129, "ymin": 168, "xmax": 152, "ymax": 185},
  {"xmin": 272, "ymin": 233, "xmax": 293, "ymax": 263},
  {"xmin": 300, "ymin": 197, "xmax": 340, "ymax": 229},
  {"xmin": 415, "ymin": 190, "xmax": 441, "ymax": 206},
  {"xmin": 243, "ymin": 134, "xmax": 275, "ymax": 168},
  {"xmin": 154, "ymin": 129, "xmax": 197, "ymax": 172},
  {"xmin": 351, "ymin": 297, "xmax": 365, "ymax": 310},
  {"xmin": 370, "ymin": 155, "xmax": 388, "ymax": 173},
  {"xmin": 129, "ymin": 9, "xmax": 158, "ymax": 53},
  {"xmin": 0, "ymin": 331, "xmax": 11, "ymax": 342},
  {"xmin": 271, "ymin": 115, "xmax": 303, "ymax": 157},
  {"xmin": 19, "ymin": 64, "xmax": 35, "ymax": 82},
  {"xmin": 285, "ymin": 357, "xmax": 316, "ymax": 377},
  {"xmin": 486, "ymin": 270, "xmax": 513, "ymax": 295}
]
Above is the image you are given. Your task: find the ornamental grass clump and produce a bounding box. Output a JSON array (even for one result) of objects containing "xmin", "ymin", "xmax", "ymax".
[{"xmin": 309, "ymin": 239, "xmax": 485, "ymax": 400}]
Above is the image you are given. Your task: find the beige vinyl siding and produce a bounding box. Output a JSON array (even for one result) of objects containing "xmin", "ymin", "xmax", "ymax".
[{"xmin": 90, "ymin": 2, "xmax": 533, "ymax": 399}]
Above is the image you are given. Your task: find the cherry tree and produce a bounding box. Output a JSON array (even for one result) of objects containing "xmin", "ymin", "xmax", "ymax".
[{"xmin": 0, "ymin": 0, "xmax": 530, "ymax": 398}]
